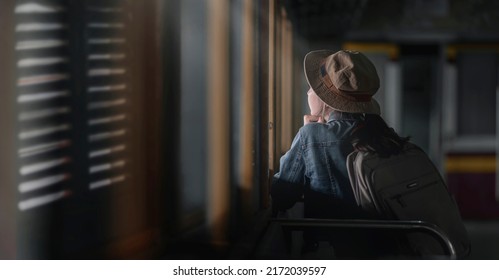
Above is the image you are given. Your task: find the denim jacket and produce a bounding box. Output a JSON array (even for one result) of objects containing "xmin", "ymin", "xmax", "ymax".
[{"xmin": 271, "ymin": 112, "xmax": 364, "ymax": 218}]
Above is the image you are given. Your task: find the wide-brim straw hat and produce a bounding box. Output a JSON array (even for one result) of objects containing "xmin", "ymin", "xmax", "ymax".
[{"xmin": 304, "ymin": 50, "xmax": 381, "ymax": 115}]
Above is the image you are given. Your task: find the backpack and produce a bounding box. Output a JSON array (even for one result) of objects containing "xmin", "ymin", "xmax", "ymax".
[{"xmin": 346, "ymin": 143, "xmax": 471, "ymax": 258}]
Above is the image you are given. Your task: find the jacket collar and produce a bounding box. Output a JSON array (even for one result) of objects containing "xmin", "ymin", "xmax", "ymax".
[{"xmin": 327, "ymin": 111, "xmax": 364, "ymax": 122}]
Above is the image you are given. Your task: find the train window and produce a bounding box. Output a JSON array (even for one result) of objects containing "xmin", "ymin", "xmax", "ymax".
[
  {"xmin": 169, "ymin": 0, "xmax": 281, "ymax": 246},
  {"xmin": 175, "ymin": 0, "xmax": 236, "ymax": 242},
  {"xmin": 278, "ymin": 8, "xmax": 293, "ymax": 155},
  {"xmin": 178, "ymin": 0, "xmax": 209, "ymax": 228},
  {"xmin": 269, "ymin": 5, "xmax": 294, "ymax": 171},
  {"xmin": 443, "ymin": 47, "xmax": 498, "ymax": 152},
  {"xmin": 230, "ymin": 0, "xmax": 258, "ymax": 218},
  {"xmin": 456, "ymin": 53, "xmax": 497, "ymax": 136}
]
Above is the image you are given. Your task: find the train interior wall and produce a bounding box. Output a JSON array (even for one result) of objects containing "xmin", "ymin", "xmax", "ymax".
[{"xmin": 1, "ymin": 0, "xmax": 499, "ymax": 259}]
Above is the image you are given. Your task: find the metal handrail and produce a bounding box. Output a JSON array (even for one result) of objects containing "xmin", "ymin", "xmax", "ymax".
[{"xmin": 271, "ymin": 218, "xmax": 457, "ymax": 259}]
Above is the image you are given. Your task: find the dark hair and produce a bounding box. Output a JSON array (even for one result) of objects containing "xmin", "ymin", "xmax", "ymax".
[{"xmin": 350, "ymin": 114, "xmax": 410, "ymax": 158}]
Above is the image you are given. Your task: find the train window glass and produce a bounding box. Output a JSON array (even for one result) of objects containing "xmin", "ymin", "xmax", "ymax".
[
  {"xmin": 229, "ymin": 0, "xmax": 257, "ymax": 218},
  {"xmin": 231, "ymin": 0, "xmax": 268, "ymax": 222},
  {"xmin": 279, "ymin": 11, "xmax": 293, "ymax": 154},
  {"xmin": 179, "ymin": 0, "xmax": 208, "ymax": 225},
  {"xmin": 456, "ymin": 52, "xmax": 497, "ymax": 136},
  {"xmin": 268, "ymin": 6, "xmax": 296, "ymax": 175},
  {"xmin": 443, "ymin": 48, "xmax": 497, "ymax": 153},
  {"xmin": 206, "ymin": 0, "xmax": 231, "ymax": 242}
]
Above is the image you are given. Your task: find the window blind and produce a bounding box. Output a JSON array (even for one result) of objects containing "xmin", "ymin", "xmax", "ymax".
[
  {"xmin": 15, "ymin": 0, "xmax": 73, "ymax": 211},
  {"xmin": 14, "ymin": 0, "xmax": 134, "ymax": 210},
  {"xmin": 85, "ymin": 0, "xmax": 131, "ymax": 192}
]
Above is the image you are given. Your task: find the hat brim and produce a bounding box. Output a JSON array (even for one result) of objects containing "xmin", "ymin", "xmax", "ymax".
[{"xmin": 304, "ymin": 50, "xmax": 381, "ymax": 115}]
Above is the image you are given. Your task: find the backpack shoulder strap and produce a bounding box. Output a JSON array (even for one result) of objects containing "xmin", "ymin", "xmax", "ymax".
[
  {"xmin": 346, "ymin": 150, "xmax": 383, "ymax": 213},
  {"xmin": 346, "ymin": 150, "xmax": 360, "ymax": 201}
]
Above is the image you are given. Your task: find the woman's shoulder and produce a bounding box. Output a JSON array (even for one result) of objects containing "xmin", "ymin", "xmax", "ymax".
[
  {"xmin": 299, "ymin": 122, "xmax": 346, "ymax": 142},
  {"xmin": 299, "ymin": 122, "xmax": 328, "ymax": 134}
]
